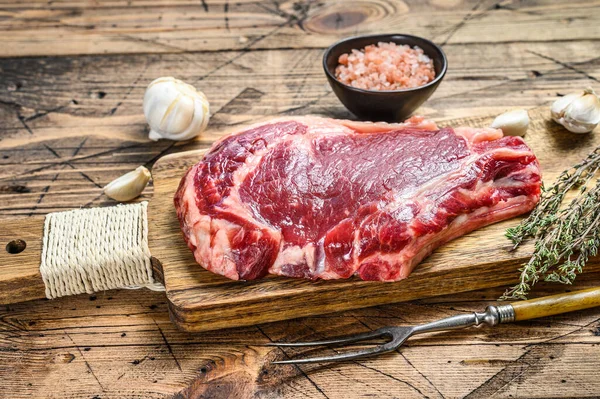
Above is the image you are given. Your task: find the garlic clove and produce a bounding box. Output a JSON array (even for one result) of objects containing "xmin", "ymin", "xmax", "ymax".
[
  {"xmin": 564, "ymin": 89, "xmax": 600, "ymax": 123},
  {"xmin": 104, "ymin": 166, "xmax": 151, "ymax": 202},
  {"xmin": 490, "ymin": 109, "xmax": 529, "ymax": 137},
  {"xmin": 555, "ymin": 117, "xmax": 597, "ymax": 134},
  {"xmin": 551, "ymin": 88, "xmax": 600, "ymax": 134},
  {"xmin": 143, "ymin": 77, "xmax": 210, "ymax": 141},
  {"xmin": 550, "ymin": 93, "xmax": 580, "ymax": 120}
]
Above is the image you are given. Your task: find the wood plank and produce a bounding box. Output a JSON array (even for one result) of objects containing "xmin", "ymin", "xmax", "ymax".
[
  {"xmin": 1, "ymin": 0, "xmax": 599, "ymax": 57},
  {"xmin": 1, "ymin": 41, "xmax": 597, "ymax": 126}
]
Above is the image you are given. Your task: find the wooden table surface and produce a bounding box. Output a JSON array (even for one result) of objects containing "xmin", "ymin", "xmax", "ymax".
[{"xmin": 2, "ymin": 0, "xmax": 600, "ymax": 398}]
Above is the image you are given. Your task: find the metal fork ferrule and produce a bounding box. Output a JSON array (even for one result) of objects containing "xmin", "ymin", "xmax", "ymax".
[
  {"xmin": 494, "ymin": 304, "xmax": 516, "ymax": 323},
  {"xmin": 473, "ymin": 304, "xmax": 515, "ymax": 327}
]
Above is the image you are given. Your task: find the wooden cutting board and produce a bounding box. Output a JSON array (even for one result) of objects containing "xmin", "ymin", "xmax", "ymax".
[{"xmin": 2, "ymin": 107, "xmax": 600, "ymax": 332}]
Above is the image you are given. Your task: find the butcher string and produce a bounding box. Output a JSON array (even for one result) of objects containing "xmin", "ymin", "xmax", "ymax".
[{"xmin": 40, "ymin": 202, "xmax": 165, "ymax": 299}]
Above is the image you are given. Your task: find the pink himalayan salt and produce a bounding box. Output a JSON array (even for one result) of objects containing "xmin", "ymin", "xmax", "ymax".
[{"xmin": 335, "ymin": 42, "xmax": 436, "ymax": 91}]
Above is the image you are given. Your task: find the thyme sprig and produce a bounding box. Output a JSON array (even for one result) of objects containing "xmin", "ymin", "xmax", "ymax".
[{"xmin": 502, "ymin": 146, "xmax": 600, "ymax": 299}]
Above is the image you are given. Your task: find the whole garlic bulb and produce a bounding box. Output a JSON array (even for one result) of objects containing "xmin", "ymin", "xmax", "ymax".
[
  {"xmin": 104, "ymin": 166, "xmax": 151, "ymax": 202},
  {"xmin": 490, "ymin": 109, "xmax": 529, "ymax": 137},
  {"xmin": 551, "ymin": 88, "xmax": 600, "ymax": 134},
  {"xmin": 143, "ymin": 77, "xmax": 210, "ymax": 141}
]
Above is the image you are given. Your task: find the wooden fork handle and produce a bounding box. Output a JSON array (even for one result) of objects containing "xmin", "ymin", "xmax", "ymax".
[{"xmin": 511, "ymin": 286, "xmax": 600, "ymax": 321}]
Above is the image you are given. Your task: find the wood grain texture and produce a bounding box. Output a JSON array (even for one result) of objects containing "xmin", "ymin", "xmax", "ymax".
[
  {"xmin": 2, "ymin": 0, "xmax": 600, "ymax": 397},
  {"xmin": 0, "ymin": 216, "xmax": 46, "ymax": 303},
  {"xmin": 1, "ymin": 0, "xmax": 600, "ymax": 57}
]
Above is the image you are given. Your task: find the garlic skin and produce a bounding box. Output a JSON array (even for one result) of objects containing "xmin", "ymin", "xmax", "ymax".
[
  {"xmin": 104, "ymin": 166, "xmax": 151, "ymax": 202},
  {"xmin": 490, "ymin": 109, "xmax": 529, "ymax": 137},
  {"xmin": 143, "ymin": 77, "xmax": 210, "ymax": 141},
  {"xmin": 551, "ymin": 88, "xmax": 600, "ymax": 134}
]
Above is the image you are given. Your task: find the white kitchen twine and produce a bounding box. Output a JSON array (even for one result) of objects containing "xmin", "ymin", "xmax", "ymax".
[{"xmin": 40, "ymin": 202, "xmax": 165, "ymax": 299}]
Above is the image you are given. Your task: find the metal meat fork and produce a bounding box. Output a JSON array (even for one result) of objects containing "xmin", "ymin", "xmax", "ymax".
[{"xmin": 269, "ymin": 286, "xmax": 600, "ymax": 364}]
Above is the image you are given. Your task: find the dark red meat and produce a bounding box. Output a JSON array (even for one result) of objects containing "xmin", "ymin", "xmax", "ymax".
[{"xmin": 175, "ymin": 116, "xmax": 541, "ymax": 281}]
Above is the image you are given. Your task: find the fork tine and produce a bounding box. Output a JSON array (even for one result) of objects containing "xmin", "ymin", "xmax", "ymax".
[
  {"xmin": 265, "ymin": 328, "xmax": 390, "ymax": 348},
  {"xmin": 271, "ymin": 343, "xmax": 395, "ymax": 365},
  {"xmin": 271, "ymin": 327, "xmax": 412, "ymax": 365}
]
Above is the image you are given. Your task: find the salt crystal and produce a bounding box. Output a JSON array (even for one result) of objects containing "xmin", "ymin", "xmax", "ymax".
[{"xmin": 335, "ymin": 42, "xmax": 436, "ymax": 91}]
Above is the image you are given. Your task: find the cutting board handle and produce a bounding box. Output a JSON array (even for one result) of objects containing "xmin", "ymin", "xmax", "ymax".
[
  {"xmin": 0, "ymin": 206, "xmax": 165, "ymax": 305},
  {"xmin": 0, "ymin": 216, "xmax": 47, "ymax": 303}
]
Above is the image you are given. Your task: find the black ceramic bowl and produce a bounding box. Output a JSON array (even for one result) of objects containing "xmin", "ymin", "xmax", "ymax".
[{"xmin": 323, "ymin": 34, "xmax": 447, "ymax": 122}]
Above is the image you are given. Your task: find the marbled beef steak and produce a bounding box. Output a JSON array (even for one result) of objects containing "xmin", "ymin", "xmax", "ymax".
[{"xmin": 175, "ymin": 116, "xmax": 541, "ymax": 281}]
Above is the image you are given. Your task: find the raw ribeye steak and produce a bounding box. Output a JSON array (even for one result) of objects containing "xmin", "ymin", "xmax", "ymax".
[{"xmin": 175, "ymin": 116, "xmax": 541, "ymax": 281}]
